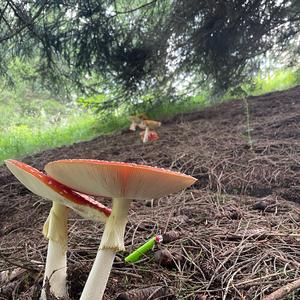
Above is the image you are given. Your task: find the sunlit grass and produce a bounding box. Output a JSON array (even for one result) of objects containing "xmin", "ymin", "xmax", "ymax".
[
  {"xmin": 149, "ymin": 67, "xmax": 300, "ymax": 120},
  {"xmin": 246, "ymin": 67, "xmax": 300, "ymax": 95},
  {"xmin": 146, "ymin": 92, "xmax": 209, "ymax": 120},
  {"xmin": 0, "ymin": 113, "xmax": 128, "ymax": 163}
]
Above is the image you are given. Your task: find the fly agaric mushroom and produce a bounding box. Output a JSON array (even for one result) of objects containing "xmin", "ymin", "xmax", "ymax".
[
  {"xmin": 139, "ymin": 130, "xmax": 159, "ymax": 142},
  {"xmin": 129, "ymin": 113, "xmax": 148, "ymax": 131},
  {"xmin": 5, "ymin": 159, "xmax": 111, "ymax": 299},
  {"xmin": 139, "ymin": 120, "xmax": 161, "ymax": 143},
  {"xmin": 45, "ymin": 159, "xmax": 197, "ymax": 300}
]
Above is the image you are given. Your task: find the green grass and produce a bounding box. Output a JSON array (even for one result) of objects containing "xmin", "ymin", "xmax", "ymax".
[
  {"xmin": 148, "ymin": 67, "xmax": 300, "ymax": 121},
  {"xmin": 1, "ymin": 115, "xmax": 93, "ymax": 162},
  {"xmin": 222, "ymin": 67, "xmax": 300, "ymax": 101},
  {"xmin": 0, "ymin": 112, "xmax": 128, "ymax": 164},
  {"xmin": 249, "ymin": 68, "xmax": 300, "ymax": 95},
  {"xmin": 1, "ymin": 66, "xmax": 299, "ymax": 164},
  {"xmin": 146, "ymin": 92, "xmax": 209, "ymax": 120}
]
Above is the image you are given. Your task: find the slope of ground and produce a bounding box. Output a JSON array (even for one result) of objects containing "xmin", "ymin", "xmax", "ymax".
[{"xmin": 0, "ymin": 86, "xmax": 299, "ymax": 299}]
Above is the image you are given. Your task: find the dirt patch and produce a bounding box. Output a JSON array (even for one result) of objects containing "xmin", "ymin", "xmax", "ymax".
[{"xmin": 0, "ymin": 86, "xmax": 300, "ymax": 299}]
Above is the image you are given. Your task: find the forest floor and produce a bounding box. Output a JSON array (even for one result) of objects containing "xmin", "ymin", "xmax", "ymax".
[{"xmin": 0, "ymin": 86, "xmax": 300, "ymax": 300}]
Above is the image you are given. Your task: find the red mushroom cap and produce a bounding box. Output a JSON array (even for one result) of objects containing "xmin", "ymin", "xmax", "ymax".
[
  {"xmin": 45, "ymin": 159, "xmax": 197, "ymax": 200},
  {"xmin": 139, "ymin": 120, "xmax": 161, "ymax": 130},
  {"xmin": 5, "ymin": 160, "xmax": 111, "ymax": 221},
  {"xmin": 140, "ymin": 130, "xmax": 159, "ymax": 142}
]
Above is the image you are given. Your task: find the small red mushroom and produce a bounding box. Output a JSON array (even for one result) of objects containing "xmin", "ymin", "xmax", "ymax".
[
  {"xmin": 138, "ymin": 120, "xmax": 161, "ymax": 143},
  {"xmin": 140, "ymin": 130, "xmax": 159, "ymax": 142}
]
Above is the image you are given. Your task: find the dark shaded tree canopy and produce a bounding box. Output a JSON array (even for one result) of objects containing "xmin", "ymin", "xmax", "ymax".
[{"xmin": 1, "ymin": 0, "xmax": 300, "ymax": 109}]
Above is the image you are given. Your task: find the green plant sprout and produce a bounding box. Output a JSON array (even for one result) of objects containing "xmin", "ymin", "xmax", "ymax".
[{"xmin": 243, "ymin": 97, "xmax": 254, "ymax": 151}]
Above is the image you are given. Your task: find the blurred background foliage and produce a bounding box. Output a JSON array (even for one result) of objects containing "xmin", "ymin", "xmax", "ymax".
[{"xmin": 0, "ymin": 0, "xmax": 300, "ymax": 162}]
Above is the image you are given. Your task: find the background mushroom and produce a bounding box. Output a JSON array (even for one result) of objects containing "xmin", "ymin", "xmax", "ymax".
[
  {"xmin": 45, "ymin": 159, "xmax": 197, "ymax": 300},
  {"xmin": 129, "ymin": 113, "xmax": 148, "ymax": 131},
  {"xmin": 139, "ymin": 120, "xmax": 161, "ymax": 143},
  {"xmin": 5, "ymin": 159, "xmax": 111, "ymax": 299},
  {"xmin": 139, "ymin": 130, "xmax": 159, "ymax": 142}
]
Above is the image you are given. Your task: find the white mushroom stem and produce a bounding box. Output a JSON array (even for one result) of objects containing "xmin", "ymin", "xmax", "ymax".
[
  {"xmin": 40, "ymin": 202, "xmax": 68, "ymax": 300},
  {"xmin": 80, "ymin": 198, "xmax": 131, "ymax": 300},
  {"xmin": 143, "ymin": 127, "xmax": 150, "ymax": 143},
  {"xmin": 79, "ymin": 249, "xmax": 115, "ymax": 300}
]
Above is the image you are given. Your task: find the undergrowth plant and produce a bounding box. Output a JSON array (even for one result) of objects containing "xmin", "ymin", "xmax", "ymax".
[{"xmin": 243, "ymin": 97, "xmax": 254, "ymax": 151}]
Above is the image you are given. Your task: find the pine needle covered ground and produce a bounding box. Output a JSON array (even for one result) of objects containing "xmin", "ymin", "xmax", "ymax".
[{"xmin": 0, "ymin": 86, "xmax": 299, "ymax": 299}]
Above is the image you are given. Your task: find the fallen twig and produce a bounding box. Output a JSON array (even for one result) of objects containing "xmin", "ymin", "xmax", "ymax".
[{"xmin": 262, "ymin": 277, "xmax": 300, "ymax": 300}]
